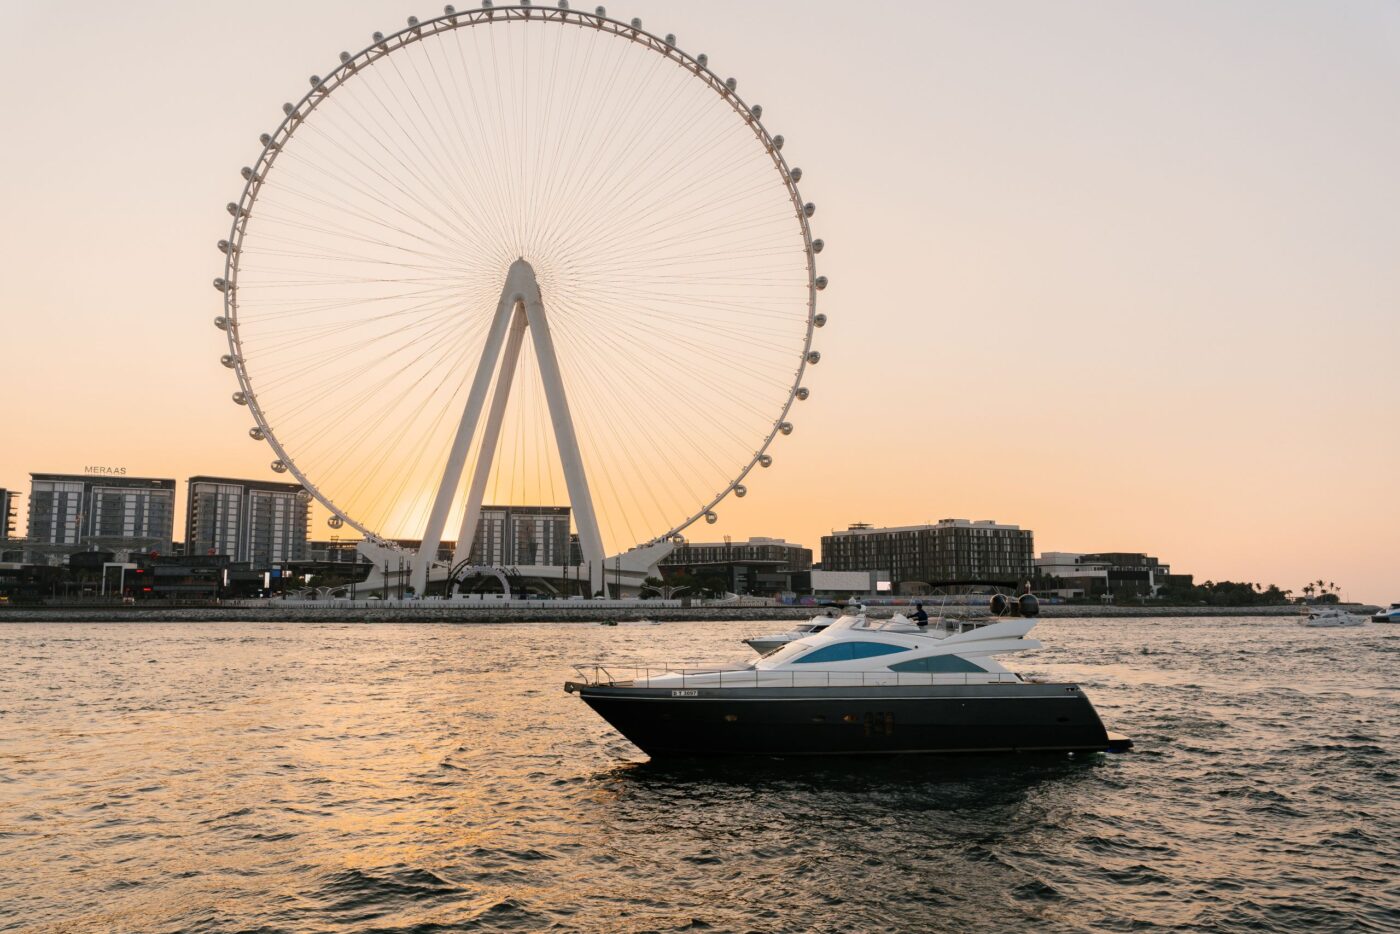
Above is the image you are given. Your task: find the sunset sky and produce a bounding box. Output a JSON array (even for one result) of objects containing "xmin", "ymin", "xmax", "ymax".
[{"xmin": 2, "ymin": 1, "xmax": 1396, "ymax": 602}]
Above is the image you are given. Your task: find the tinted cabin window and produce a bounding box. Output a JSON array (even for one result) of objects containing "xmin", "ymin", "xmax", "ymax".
[
  {"xmin": 889, "ymin": 654, "xmax": 987, "ymax": 673},
  {"xmin": 793, "ymin": 642, "xmax": 909, "ymax": 664}
]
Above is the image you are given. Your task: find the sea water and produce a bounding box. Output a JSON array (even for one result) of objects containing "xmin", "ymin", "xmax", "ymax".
[{"xmin": 1, "ymin": 618, "xmax": 1396, "ymax": 932}]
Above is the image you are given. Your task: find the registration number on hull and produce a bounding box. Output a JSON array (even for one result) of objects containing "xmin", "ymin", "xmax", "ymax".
[{"xmin": 671, "ymin": 690, "xmax": 699, "ymax": 697}]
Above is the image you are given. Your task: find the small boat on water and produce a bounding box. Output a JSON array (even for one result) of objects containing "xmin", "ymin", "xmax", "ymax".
[
  {"xmin": 566, "ymin": 613, "xmax": 1132, "ymax": 758},
  {"xmin": 744, "ymin": 614, "xmax": 841, "ymax": 654},
  {"xmin": 1372, "ymin": 603, "xmax": 1400, "ymax": 624},
  {"xmin": 1302, "ymin": 607, "xmax": 1367, "ymax": 628}
]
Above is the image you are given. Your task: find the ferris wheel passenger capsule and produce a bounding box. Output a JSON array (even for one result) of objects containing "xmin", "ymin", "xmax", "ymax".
[
  {"xmin": 664, "ymin": 33, "xmax": 675, "ymax": 46},
  {"xmin": 309, "ymin": 75, "xmax": 322, "ymax": 87},
  {"xmin": 232, "ymin": 391, "xmax": 248, "ymax": 406},
  {"xmin": 814, "ymin": 275, "xmax": 828, "ymax": 290},
  {"xmin": 373, "ymin": 31, "xmax": 387, "ymax": 46},
  {"xmin": 240, "ymin": 166, "xmax": 258, "ymax": 181},
  {"xmin": 226, "ymin": 202, "xmax": 244, "ymax": 217},
  {"xmin": 697, "ymin": 53, "xmax": 707, "ymax": 67},
  {"xmin": 271, "ymin": 460, "xmax": 288, "ymax": 473},
  {"xmin": 796, "ymin": 387, "xmax": 810, "ymax": 401},
  {"xmin": 214, "ymin": 316, "xmax": 229, "ymax": 330},
  {"xmin": 773, "ymin": 135, "xmax": 784, "ymax": 150},
  {"xmin": 407, "ymin": 16, "xmax": 420, "ymax": 27},
  {"xmin": 813, "ymin": 313, "xmax": 827, "ymax": 328},
  {"xmin": 282, "ymin": 102, "xmax": 295, "ymax": 115},
  {"xmin": 806, "ymin": 350, "xmax": 822, "ymax": 365},
  {"xmin": 340, "ymin": 51, "xmax": 353, "ymax": 63},
  {"xmin": 725, "ymin": 77, "xmax": 737, "ymax": 91},
  {"xmin": 759, "ymin": 454, "xmax": 773, "ymax": 468},
  {"xmin": 593, "ymin": 5, "xmax": 603, "ymax": 16},
  {"xmin": 812, "ymin": 238, "xmax": 824, "ymax": 253},
  {"xmin": 297, "ymin": 491, "xmax": 312, "ymax": 503},
  {"xmin": 804, "ymin": 203, "xmax": 816, "ymax": 218},
  {"xmin": 779, "ymin": 422, "xmax": 794, "ymax": 436},
  {"xmin": 217, "ymin": 240, "xmax": 233, "ymax": 254},
  {"xmin": 328, "ymin": 516, "xmax": 345, "ymax": 530},
  {"xmin": 249, "ymin": 427, "xmax": 266, "ymax": 441},
  {"xmin": 213, "ymin": 277, "xmax": 228, "ymax": 292},
  {"xmin": 734, "ymin": 484, "xmax": 747, "ymax": 498},
  {"xmin": 751, "ymin": 104, "xmax": 762, "ymax": 119},
  {"xmin": 705, "ymin": 511, "xmax": 718, "ymax": 524},
  {"xmin": 259, "ymin": 133, "xmax": 278, "ymax": 150},
  {"xmin": 556, "ymin": 2, "xmax": 567, "ymax": 10},
  {"xmin": 630, "ymin": 18, "xmax": 641, "ymax": 29},
  {"xmin": 790, "ymin": 167, "xmax": 802, "ymax": 182}
]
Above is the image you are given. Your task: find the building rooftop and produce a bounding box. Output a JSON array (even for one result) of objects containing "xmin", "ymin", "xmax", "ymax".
[
  {"xmin": 31, "ymin": 472, "xmax": 175, "ymax": 488},
  {"xmin": 831, "ymin": 519, "xmax": 1023, "ymax": 535}
]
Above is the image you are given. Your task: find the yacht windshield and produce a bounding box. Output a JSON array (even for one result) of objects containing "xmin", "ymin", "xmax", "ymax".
[
  {"xmin": 762, "ymin": 641, "xmax": 814, "ymax": 665},
  {"xmin": 792, "ymin": 642, "xmax": 911, "ymax": 664}
]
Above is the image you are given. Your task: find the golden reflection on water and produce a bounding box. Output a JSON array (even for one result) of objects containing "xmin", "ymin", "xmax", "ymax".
[{"xmin": 1, "ymin": 619, "xmax": 1396, "ymax": 932}]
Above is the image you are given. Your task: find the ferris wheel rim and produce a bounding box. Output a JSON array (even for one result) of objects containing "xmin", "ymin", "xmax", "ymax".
[{"xmin": 218, "ymin": 3, "xmax": 822, "ymax": 551}]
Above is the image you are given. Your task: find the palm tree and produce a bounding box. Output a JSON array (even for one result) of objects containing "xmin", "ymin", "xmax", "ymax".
[{"xmin": 1303, "ymin": 583, "xmax": 1315, "ymax": 599}]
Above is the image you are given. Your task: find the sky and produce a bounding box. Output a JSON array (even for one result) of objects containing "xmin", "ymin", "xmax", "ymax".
[{"xmin": 1, "ymin": 1, "xmax": 1397, "ymax": 602}]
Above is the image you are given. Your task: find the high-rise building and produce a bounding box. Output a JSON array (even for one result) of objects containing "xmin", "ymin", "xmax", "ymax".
[
  {"xmin": 185, "ymin": 476, "xmax": 309, "ymax": 566},
  {"xmin": 466, "ymin": 505, "xmax": 572, "ymax": 567},
  {"xmin": 821, "ymin": 519, "xmax": 1034, "ymax": 588},
  {"xmin": 0, "ymin": 488, "xmax": 14, "ymax": 541},
  {"xmin": 26, "ymin": 473, "xmax": 176, "ymax": 563},
  {"xmin": 661, "ymin": 537, "xmax": 813, "ymax": 571}
]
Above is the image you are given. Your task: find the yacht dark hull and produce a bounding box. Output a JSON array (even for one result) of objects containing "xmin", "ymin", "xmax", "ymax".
[{"xmin": 571, "ymin": 682, "xmax": 1125, "ymax": 758}]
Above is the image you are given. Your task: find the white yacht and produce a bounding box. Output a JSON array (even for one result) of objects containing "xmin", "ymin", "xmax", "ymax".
[
  {"xmin": 567, "ymin": 613, "xmax": 1131, "ymax": 757},
  {"xmin": 744, "ymin": 614, "xmax": 842, "ymax": 655},
  {"xmin": 1302, "ymin": 607, "xmax": 1367, "ymax": 628},
  {"xmin": 1372, "ymin": 603, "xmax": 1400, "ymax": 624}
]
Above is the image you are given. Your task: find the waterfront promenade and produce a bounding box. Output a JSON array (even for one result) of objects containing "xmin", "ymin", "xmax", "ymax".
[{"xmin": 0, "ymin": 603, "xmax": 1370, "ymax": 624}]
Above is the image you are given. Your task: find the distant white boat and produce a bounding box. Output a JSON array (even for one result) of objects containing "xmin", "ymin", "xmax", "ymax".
[
  {"xmin": 1372, "ymin": 603, "xmax": 1400, "ymax": 624},
  {"xmin": 744, "ymin": 614, "xmax": 841, "ymax": 654},
  {"xmin": 1302, "ymin": 607, "xmax": 1367, "ymax": 628}
]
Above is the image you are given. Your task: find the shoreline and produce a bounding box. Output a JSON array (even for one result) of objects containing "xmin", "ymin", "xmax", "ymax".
[{"xmin": 0, "ymin": 604, "xmax": 1371, "ymax": 624}]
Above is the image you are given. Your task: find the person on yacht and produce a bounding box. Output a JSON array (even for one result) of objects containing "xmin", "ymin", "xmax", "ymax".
[{"xmin": 913, "ymin": 603, "xmax": 929, "ymax": 628}]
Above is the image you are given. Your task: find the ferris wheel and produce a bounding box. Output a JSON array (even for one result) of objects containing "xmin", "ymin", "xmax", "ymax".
[{"xmin": 215, "ymin": 4, "xmax": 826, "ymax": 593}]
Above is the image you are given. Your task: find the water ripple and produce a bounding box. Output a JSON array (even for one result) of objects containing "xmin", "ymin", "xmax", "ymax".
[{"xmin": 0, "ymin": 618, "xmax": 1397, "ymax": 932}]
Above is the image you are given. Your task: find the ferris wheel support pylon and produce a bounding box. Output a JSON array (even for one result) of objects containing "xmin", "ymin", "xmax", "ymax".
[
  {"xmin": 412, "ymin": 259, "xmax": 606, "ymax": 596},
  {"xmin": 450, "ymin": 297, "xmax": 528, "ymax": 595}
]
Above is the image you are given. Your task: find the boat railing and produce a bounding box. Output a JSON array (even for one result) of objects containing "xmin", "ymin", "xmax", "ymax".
[{"xmin": 571, "ymin": 664, "xmax": 1023, "ymax": 689}]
